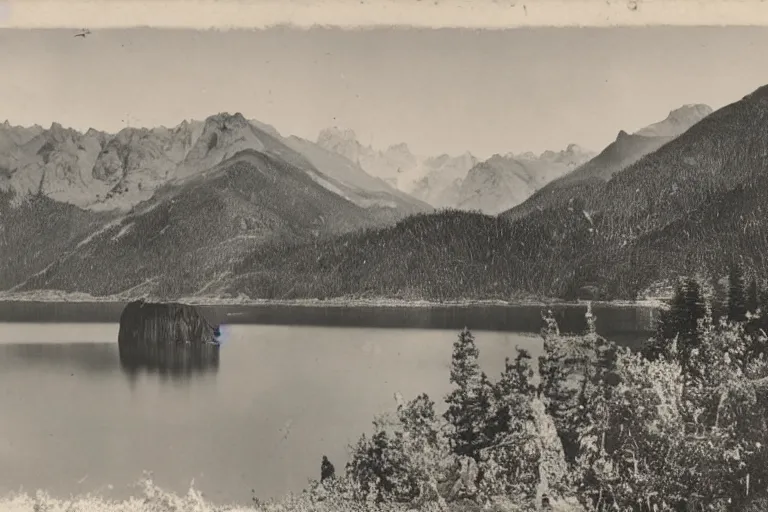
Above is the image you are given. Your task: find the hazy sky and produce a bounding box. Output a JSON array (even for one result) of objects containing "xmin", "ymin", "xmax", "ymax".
[{"xmin": 2, "ymin": 26, "xmax": 768, "ymax": 158}]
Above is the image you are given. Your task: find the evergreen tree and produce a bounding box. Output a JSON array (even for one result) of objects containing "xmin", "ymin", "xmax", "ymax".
[
  {"xmin": 479, "ymin": 348, "xmax": 540, "ymax": 499},
  {"xmin": 643, "ymin": 278, "xmax": 706, "ymax": 371},
  {"xmin": 728, "ymin": 263, "xmax": 748, "ymax": 323},
  {"xmin": 320, "ymin": 455, "xmax": 335, "ymax": 483},
  {"xmin": 346, "ymin": 430, "xmax": 417, "ymax": 502},
  {"xmin": 486, "ymin": 349, "xmax": 537, "ymax": 448},
  {"xmin": 443, "ymin": 328, "xmax": 494, "ymax": 460},
  {"xmin": 538, "ymin": 311, "xmax": 581, "ymax": 463},
  {"xmin": 643, "ymin": 281, "xmax": 685, "ymax": 362}
]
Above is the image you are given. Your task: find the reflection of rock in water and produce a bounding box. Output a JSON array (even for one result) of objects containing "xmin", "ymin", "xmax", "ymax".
[{"xmin": 117, "ymin": 300, "xmax": 221, "ymax": 378}]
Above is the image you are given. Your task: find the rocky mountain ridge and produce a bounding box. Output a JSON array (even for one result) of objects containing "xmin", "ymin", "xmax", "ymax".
[
  {"xmin": 0, "ymin": 114, "xmax": 429, "ymax": 217},
  {"xmin": 504, "ymin": 103, "xmax": 713, "ymax": 221}
]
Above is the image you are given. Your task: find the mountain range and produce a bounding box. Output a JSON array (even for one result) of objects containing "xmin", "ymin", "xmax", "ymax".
[
  {"xmin": 0, "ymin": 113, "xmax": 432, "ymax": 296},
  {"xmin": 206, "ymin": 91, "xmax": 767, "ymax": 303},
  {"xmin": 454, "ymin": 145, "xmax": 595, "ymax": 215},
  {"xmin": 315, "ymin": 128, "xmax": 595, "ymax": 214},
  {"xmin": 505, "ymin": 103, "xmax": 713, "ymax": 221},
  {"xmin": 6, "ymin": 82, "xmax": 764, "ymax": 303}
]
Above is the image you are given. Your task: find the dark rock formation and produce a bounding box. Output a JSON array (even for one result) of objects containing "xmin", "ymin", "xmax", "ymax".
[{"xmin": 117, "ymin": 300, "xmax": 221, "ymax": 376}]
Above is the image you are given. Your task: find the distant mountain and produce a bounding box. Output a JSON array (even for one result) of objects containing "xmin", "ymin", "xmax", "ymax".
[
  {"xmin": 316, "ymin": 127, "xmax": 477, "ymax": 199},
  {"xmin": 0, "ymin": 113, "xmax": 432, "ymax": 297},
  {"xmin": 281, "ymin": 135, "xmax": 430, "ymax": 216},
  {"xmin": 215, "ymin": 85, "xmax": 768, "ymax": 302},
  {"xmin": 408, "ymin": 152, "xmax": 480, "ymax": 208},
  {"xmin": 634, "ymin": 103, "xmax": 714, "ymax": 137},
  {"xmin": 316, "ymin": 127, "xmax": 593, "ymax": 214},
  {"xmin": 505, "ymin": 104, "xmax": 713, "ymax": 221},
  {"xmin": 454, "ymin": 144, "xmax": 594, "ymax": 215}
]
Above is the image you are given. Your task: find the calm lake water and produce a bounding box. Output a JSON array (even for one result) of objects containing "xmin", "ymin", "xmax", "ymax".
[{"xmin": 0, "ymin": 322, "xmax": 650, "ymax": 506}]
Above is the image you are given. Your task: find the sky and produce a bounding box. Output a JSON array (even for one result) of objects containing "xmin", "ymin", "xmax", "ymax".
[{"xmin": 2, "ymin": 26, "xmax": 768, "ymax": 159}]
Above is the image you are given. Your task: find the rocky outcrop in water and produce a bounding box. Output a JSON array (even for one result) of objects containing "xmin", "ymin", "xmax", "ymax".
[{"xmin": 117, "ymin": 300, "xmax": 220, "ymax": 376}]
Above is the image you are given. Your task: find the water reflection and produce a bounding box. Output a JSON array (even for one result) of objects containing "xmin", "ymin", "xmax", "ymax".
[
  {"xmin": 118, "ymin": 338, "xmax": 220, "ymax": 379},
  {"xmin": 0, "ymin": 342, "xmax": 118, "ymax": 374},
  {"xmin": 116, "ymin": 301, "xmax": 222, "ymax": 380}
]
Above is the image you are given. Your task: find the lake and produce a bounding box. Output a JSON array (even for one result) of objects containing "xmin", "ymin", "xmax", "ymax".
[
  {"xmin": 0, "ymin": 300, "xmax": 661, "ymax": 335},
  {"xmin": 0, "ymin": 319, "xmax": 651, "ymax": 507}
]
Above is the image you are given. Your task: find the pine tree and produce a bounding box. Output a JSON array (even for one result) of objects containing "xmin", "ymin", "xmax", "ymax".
[
  {"xmin": 443, "ymin": 328, "xmax": 494, "ymax": 460},
  {"xmin": 643, "ymin": 281, "xmax": 686, "ymax": 362},
  {"xmin": 643, "ymin": 278, "xmax": 706, "ymax": 371},
  {"xmin": 320, "ymin": 455, "xmax": 335, "ymax": 482},
  {"xmin": 538, "ymin": 312, "xmax": 581, "ymax": 463},
  {"xmin": 479, "ymin": 349, "xmax": 539, "ymax": 498},
  {"xmin": 728, "ymin": 263, "xmax": 748, "ymax": 323}
]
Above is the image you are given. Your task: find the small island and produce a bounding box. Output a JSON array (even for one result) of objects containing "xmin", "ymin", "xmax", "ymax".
[{"xmin": 117, "ymin": 300, "xmax": 221, "ymax": 375}]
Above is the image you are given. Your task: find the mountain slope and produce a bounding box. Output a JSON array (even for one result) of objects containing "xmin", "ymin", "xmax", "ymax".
[
  {"xmin": 215, "ymin": 85, "xmax": 768, "ymax": 302},
  {"xmin": 505, "ymin": 104, "xmax": 713, "ymax": 221},
  {"xmin": 9, "ymin": 150, "xmax": 387, "ymax": 298},
  {"xmin": 455, "ymin": 145, "xmax": 594, "ymax": 215},
  {"xmin": 0, "ymin": 190, "xmax": 116, "ymax": 291},
  {"xmin": 635, "ymin": 104, "xmax": 714, "ymax": 137},
  {"xmin": 281, "ymin": 135, "xmax": 431, "ymax": 215}
]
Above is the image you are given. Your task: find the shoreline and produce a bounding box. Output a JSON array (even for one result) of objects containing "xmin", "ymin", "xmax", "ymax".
[{"xmin": 0, "ymin": 291, "xmax": 667, "ymax": 309}]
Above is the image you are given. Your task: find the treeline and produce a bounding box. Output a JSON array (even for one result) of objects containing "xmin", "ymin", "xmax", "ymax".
[
  {"xmin": 224, "ymin": 186, "xmax": 768, "ymax": 303},
  {"xmin": 282, "ymin": 268, "xmax": 768, "ymax": 512},
  {"xmin": 225, "ymin": 208, "xmax": 601, "ymax": 301}
]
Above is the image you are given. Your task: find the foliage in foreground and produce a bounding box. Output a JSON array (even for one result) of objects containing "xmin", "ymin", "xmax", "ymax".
[{"xmin": 331, "ymin": 276, "xmax": 768, "ymax": 512}]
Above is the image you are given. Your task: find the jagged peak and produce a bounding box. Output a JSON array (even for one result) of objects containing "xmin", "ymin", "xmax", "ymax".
[
  {"xmin": 46, "ymin": 122, "xmax": 78, "ymax": 142},
  {"xmin": 385, "ymin": 142, "xmax": 412, "ymax": 154},
  {"xmin": 486, "ymin": 153, "xmax": 512, "ymax": 163},
  {"xmin": 616, "ymin": 129, "xmax": 631, "ymax": 141},
  {"xmin": 192, "ymin": 113, "xmax": 251, "ymax": 140},
  {"xmin": 540, "ymin": 149, "xmax": 557, "ymax": 159},
  {"xmin": 666, "ymin": 103, "xmax": 713, "ymax": 121},
  {"xmin": 203, "ymin": 112, "xmax": 248, "ymax": 127},
  {"xmin": 317, "ymin": 126, "xmax": 359, "ymax": 144}
]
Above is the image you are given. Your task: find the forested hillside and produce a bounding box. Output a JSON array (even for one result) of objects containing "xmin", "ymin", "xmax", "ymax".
[{"xmin": 216, "ymin": 84, "xmax": 768, "ymax": 302}]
